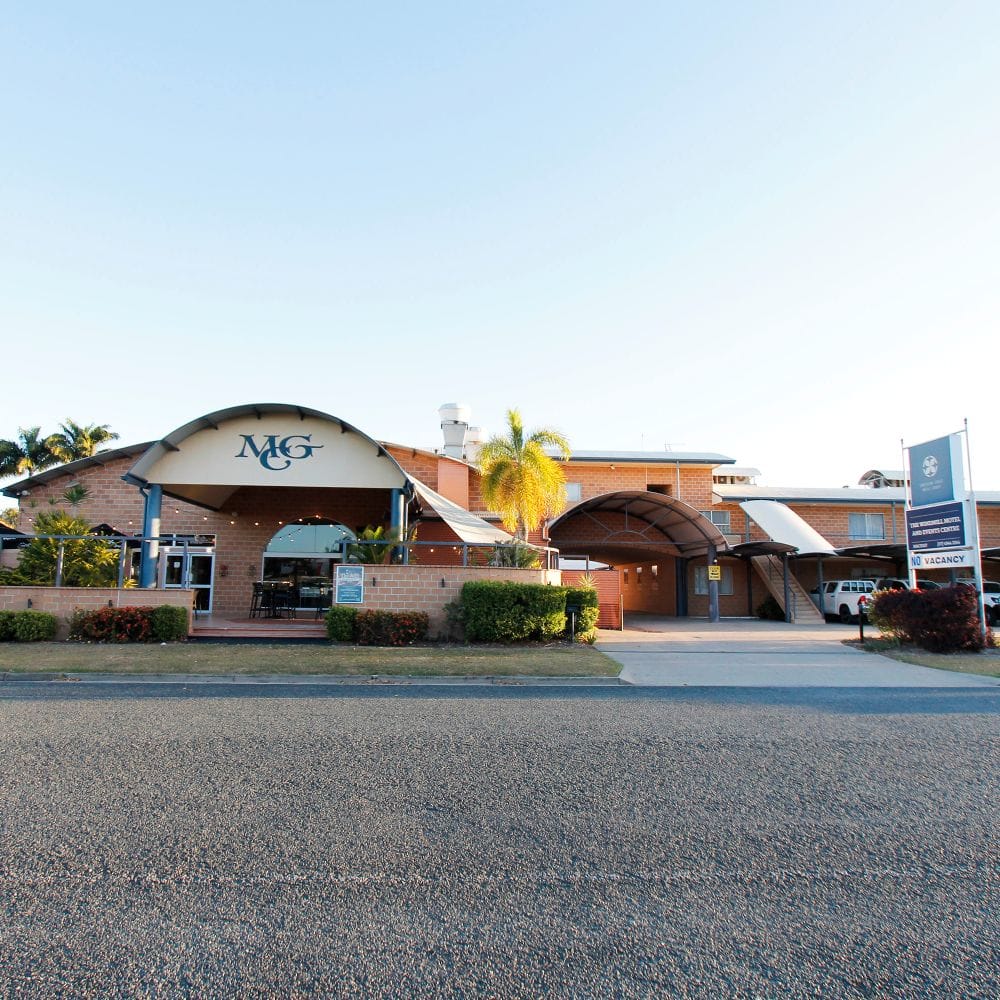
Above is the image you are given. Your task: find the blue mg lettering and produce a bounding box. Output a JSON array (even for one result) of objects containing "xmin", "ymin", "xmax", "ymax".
[{"xmin": 236, "ymin": 434, "xmax": 324, "ymax": 471}]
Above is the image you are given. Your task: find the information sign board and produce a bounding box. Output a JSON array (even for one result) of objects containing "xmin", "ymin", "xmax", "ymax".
[
  {"xmin": 905, "ymin": 501, "xmax": 967, "ymax": 552},
  {"xmin": 707, "ymin": 565, "xmax": 721, "ymax": 581},
  {"xmin": 335, "ymin": 564, "xmax": 364, "ymax": 604},
  {"xmin": 907, "ymin": 434, "xmax": 963, "ymax": 508},
  {"xmin": 909, "ymin": 550, "xmax": 975, "ymax": 570}
]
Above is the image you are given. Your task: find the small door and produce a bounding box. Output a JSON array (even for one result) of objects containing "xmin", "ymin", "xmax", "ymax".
[{"xmin": 162, "ymin": 549, "xmax": 215, "ymax": 614}]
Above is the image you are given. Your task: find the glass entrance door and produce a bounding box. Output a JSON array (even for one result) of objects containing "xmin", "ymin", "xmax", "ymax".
[{"xmin": 162, "ymin": 548, "xmax": 215, "ymax": 614}]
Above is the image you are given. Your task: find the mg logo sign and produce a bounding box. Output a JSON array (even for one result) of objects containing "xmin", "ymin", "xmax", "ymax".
[
  {"xmin": 922, "ymin": 454, "xmax": 938, "ymax": 478},
  {"xmin": 236, "ymin": 434, "xmax": 324, "ymax": 471}
]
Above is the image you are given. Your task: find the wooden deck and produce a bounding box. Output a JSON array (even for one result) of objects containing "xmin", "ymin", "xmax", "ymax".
[{"xmin": 190, "ymin": 614, "xmax": 328, "ymax": 640}]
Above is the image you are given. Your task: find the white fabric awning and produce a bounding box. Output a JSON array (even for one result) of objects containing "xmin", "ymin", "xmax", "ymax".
[
  {"xmin": 410, "ymin": 478, "xmax": 513, "ymax": 545},
  {"xmin": 739, "ymin": 500, "xmax": 838, "ymax": 556}
]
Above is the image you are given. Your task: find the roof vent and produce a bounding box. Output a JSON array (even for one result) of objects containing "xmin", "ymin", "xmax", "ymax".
[{"xmin": 439, "ymin": 403, "xmax": 472, "ymax": 458}]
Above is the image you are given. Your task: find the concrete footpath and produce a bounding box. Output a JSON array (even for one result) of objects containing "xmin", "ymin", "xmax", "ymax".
[{"xmin": 599, "ymin": 616, "xmax": 1000, "ymax": 688}]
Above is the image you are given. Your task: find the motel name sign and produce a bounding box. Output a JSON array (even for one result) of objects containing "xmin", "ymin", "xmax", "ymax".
[{"xmin": 235, "ymin": 434, "xmax": 325, "ymax": 471}]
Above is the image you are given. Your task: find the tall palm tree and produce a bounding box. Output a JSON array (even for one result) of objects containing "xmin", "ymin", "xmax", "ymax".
[
  {"xmin": 478, "ymin": 409, "xmax": 571, "ymax": 541},
  {"xmin": 0, "ymin": 427, "xmax": 60, "ymax": 478},
  {"xmin": 48, "ymin": 420, "xmax": 120, "ymax": 462}
]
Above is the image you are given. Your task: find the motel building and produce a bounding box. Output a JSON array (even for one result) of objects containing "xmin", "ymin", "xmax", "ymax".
[{"xmin": 2, "ymin": 402, "xmax": 999, "ymax": 637}]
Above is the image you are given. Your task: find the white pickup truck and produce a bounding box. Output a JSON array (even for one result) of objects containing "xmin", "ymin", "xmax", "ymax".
[{"xmin": 813, "ymin": 579, "xmax": 877, "ymax": 623}]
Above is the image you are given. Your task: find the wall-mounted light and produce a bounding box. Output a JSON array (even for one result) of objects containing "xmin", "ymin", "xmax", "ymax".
[{"xmin": 440, "ymin": 578, "xmax": 446, "ymax": 588}]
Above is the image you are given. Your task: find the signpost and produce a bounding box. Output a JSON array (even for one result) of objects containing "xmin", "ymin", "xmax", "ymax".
[{"xmin": 904, "ymin": 425, "xmax": 986, "ymax": 639}]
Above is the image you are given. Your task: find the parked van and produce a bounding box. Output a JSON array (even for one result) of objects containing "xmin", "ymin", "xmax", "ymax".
[{"xmin": 812, "ymin": 580, "xmax": 877, "ymax": 623}]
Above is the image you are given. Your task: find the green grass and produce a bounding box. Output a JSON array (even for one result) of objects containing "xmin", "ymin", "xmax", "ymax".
[
  {"xmin": 879, "ymin": 648, "xmax": 1000, "ymax": 678},
  {"xmin": 0, "ymin": 642, "xmax": 621, "ymax": 678}
]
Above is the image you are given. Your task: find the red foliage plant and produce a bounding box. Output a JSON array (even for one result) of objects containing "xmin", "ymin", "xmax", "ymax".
[{"xmin": 870, "ymin": 585, "xmax": 988, "ymax": 653}]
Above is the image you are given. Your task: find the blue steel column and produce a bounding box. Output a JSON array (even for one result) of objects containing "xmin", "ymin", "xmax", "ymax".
[
  {"xmin": 707, "ymin": 543, "xmax": 720, "ymax": 623},
  {"xmin": 139, "ymin": 485, "xmax": 162, "ymax": 588},
  {"xmin": 675, "ymin": 558, "xmax": 688, "ymax": 617}
]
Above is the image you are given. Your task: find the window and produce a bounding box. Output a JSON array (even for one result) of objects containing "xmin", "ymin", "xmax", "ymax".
[
  {"xmin": 636, "ymin": 566, "xmax": 643, "ymax": 585},
  {"xmin": 848, "ymin": 513, "xmax": 885, "ymax": 540},
  {"xmin": 694, "ymin": 565, "xmax": 734, "ymax": 596},
  {"xmin": 647, "ymin": 484, "xmax": 671, "ymax": 496},
  {"xmin": 699, "ymin": 510, "xmax": 731, "ymax": 533},
  {"xmin": 565, "ymin": 482, "xmax": 582, "ymax": 502}
]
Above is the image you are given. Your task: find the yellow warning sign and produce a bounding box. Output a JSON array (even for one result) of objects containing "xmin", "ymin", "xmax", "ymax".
[{"xmin": 707, "ymin": 565, "xmax": 722, "ymax": 581}]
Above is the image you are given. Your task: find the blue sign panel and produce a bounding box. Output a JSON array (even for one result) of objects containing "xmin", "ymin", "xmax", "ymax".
[
  {"xmin": 905, "ymin": 501, "xmax": 966, "ymax": 552},
  {"xmin": 335, "ymin": 565, "xmax": 365, "ymax": 604},
  {"xmin": 907, "ymin": 435, "xmax": 955, "ymax": 508}
]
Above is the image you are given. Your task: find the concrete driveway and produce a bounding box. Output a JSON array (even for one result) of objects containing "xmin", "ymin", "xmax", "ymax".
[{"xmin": 599, "ymin": 615, "xmax": 1000, "ymax": 688}]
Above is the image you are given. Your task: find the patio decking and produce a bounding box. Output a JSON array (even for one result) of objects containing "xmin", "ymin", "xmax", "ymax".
[{"xmin": 190, "ymin": 614, "xmax": 328, "ymax": 640}]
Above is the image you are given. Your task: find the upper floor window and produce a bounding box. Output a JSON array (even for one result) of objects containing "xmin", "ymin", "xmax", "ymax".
[
  {"xmin": 848, "ymin": 513, "xmax": 885, "ymax": 540},
  {"xmin": 565, "ymin": 482, "xmax": 582, "ymax": 502},
  {"xmin": 699, "ymin": 510, "xmax": 731, "ymax": 533}
]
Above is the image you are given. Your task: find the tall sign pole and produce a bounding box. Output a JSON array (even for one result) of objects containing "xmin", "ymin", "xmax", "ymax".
[
  {"xmin": 962, "ymin": 419, "xmax": 988, "ymax": 640},
  {"xmin": 904, "ymin": 424, "xmax": 986, "ymax": 641}
]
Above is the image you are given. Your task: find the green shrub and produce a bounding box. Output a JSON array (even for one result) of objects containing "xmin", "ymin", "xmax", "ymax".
[
  {"xmin": 870, "ymin": 585, "xmax": 987, "ymax": 653},
  {"xmin": 10, "ymin": 610, "xmax": 58, "ymax": 642},
  {"xmin": 565, "ymin": 586, "xmax": 600, "ymax": 639},
  {"xmin": 756, "ymin": 595, "xmax": 784, "ymax": 621},
  {"xmin": 355, "ymin": 610, "xmax": 429, "ymax": 646},
  {"xmin": 150, "ymin": 605, "xmax": 189, "ymax": 641},
  {"xmin": 461, "ymin": 581, "xmax": 567, "ymax": 642},
  {"xmin": 0, "ymin": 610, "xmax": 15, "ymax": 641},
  {"xmin": 325, "ymin": 605, "xmax": 358, "ymax": 642}
]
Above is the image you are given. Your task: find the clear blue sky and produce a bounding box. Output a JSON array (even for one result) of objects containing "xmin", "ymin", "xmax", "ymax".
[{"xmin": 2, "ymin": 2, "xmax": 997, "ymax": 489}]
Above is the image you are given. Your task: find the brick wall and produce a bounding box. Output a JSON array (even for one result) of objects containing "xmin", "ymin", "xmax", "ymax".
[
  {"xmin": 0, "ymin": 587, "xmax": 194, "ymax": 640},
  {"xmin": 337, "ymin": 566, "xmax": 562, "ymax": 635}
]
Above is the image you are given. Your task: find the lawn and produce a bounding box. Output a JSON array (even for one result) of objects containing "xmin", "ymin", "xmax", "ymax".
[
  {"xmin": 0, "ymin": 642, "xmax": 621, "ymax": 678},
  {"xmin": 879, "ymin": 647, "xmax": 1000, "ymax": 678}
]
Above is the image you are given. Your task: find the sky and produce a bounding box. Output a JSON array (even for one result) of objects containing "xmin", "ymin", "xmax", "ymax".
[{"xmin": 2, "ymin": 2, "xmax": 998, "ymax": 492}]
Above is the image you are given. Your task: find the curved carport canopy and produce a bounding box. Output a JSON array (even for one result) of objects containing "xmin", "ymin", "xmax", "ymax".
[{"xmin": 548, "ymin": 491, "xmax": 728, "ymax": 564}]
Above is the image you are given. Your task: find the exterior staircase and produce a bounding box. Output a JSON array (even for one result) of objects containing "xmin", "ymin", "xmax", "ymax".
[{"xmin": 751, "ymin": 555, "xmax": 825, "ymax": 624}]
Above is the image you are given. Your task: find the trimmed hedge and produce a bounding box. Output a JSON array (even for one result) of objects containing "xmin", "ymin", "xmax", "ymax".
[
  {"xmin": 68, "ymin": 605, "xmax": 189, "ymax": 643},
  {"xmin": 0, "ymin": 610, "xmax": 58, "ymax": 642},
  {"xmin": 324, "ymin": 607, "xmax": 429, "ymax": 645},
  {"xmin": 325, "ymin": 605, "xmax": 358, "ymax": 642},
  {"xmin": 564, "ymin": 586, "xmax": 600, "ymax": 639},
  {"xmin": 869, "ymin": 585, "xmax": 988, "ymax": 653},
  {"xmin": 150, "ymin": 605, "xmax": 190, "ymax": 642},
  {"xmin": 355, "ymin": 610, "xmax": 429, "ymax": 646},
  {"xmin": 461, "ymin": 581, "xmax": 567, "ymax": 642}
]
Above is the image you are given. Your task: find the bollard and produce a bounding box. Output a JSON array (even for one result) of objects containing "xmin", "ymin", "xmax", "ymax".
[{"xmin": 858, "ymin": 595, "xmax": 866, "ymax": 644}]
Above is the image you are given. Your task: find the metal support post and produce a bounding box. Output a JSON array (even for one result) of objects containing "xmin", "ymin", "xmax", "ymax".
[
  {"xmin": 782, "ymin": 553, "xmax": 792, "ymax": 623},
  {"xmin": 139, "ymin": 485, "xmax": 162, "ymax": 588},
  {"xmin": 707, "ymin": 544, "xmax": 720, "ymax": 623}
]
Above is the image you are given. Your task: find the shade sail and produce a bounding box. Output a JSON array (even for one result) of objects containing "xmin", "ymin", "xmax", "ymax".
[
  {"xmin": 739, "ymin": 500, "xmax": 838, "ymax": 556},
  {"xmin": 410, "ymin": 478, "xmax": 513, "ymax": 545}
]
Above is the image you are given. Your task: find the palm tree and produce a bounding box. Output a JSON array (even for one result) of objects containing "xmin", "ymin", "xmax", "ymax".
[
  {"xmin": 0, "ymin": 427, "xmax": 60, "ymax": 478},
  {"xmin": 48, "ymin": 420, "xmax": 120, "ymax": 462},
  {"xmin": 478, "ymin": 409, "xmax": 571, "ymax": 541}
]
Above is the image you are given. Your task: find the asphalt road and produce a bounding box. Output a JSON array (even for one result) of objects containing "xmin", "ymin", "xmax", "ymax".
[{"xmin": 1, "ymin": 682, "xmax": 998, "ymax": 998}]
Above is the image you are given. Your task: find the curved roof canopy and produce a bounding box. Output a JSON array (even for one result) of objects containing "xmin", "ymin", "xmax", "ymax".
[
  {"xmin": 548, "ymin": 490, "xmax": 728, "ymax": 563},
  {"xmin": 125, "ymin": 404, "xmax": 411, "ymax": 510}
]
